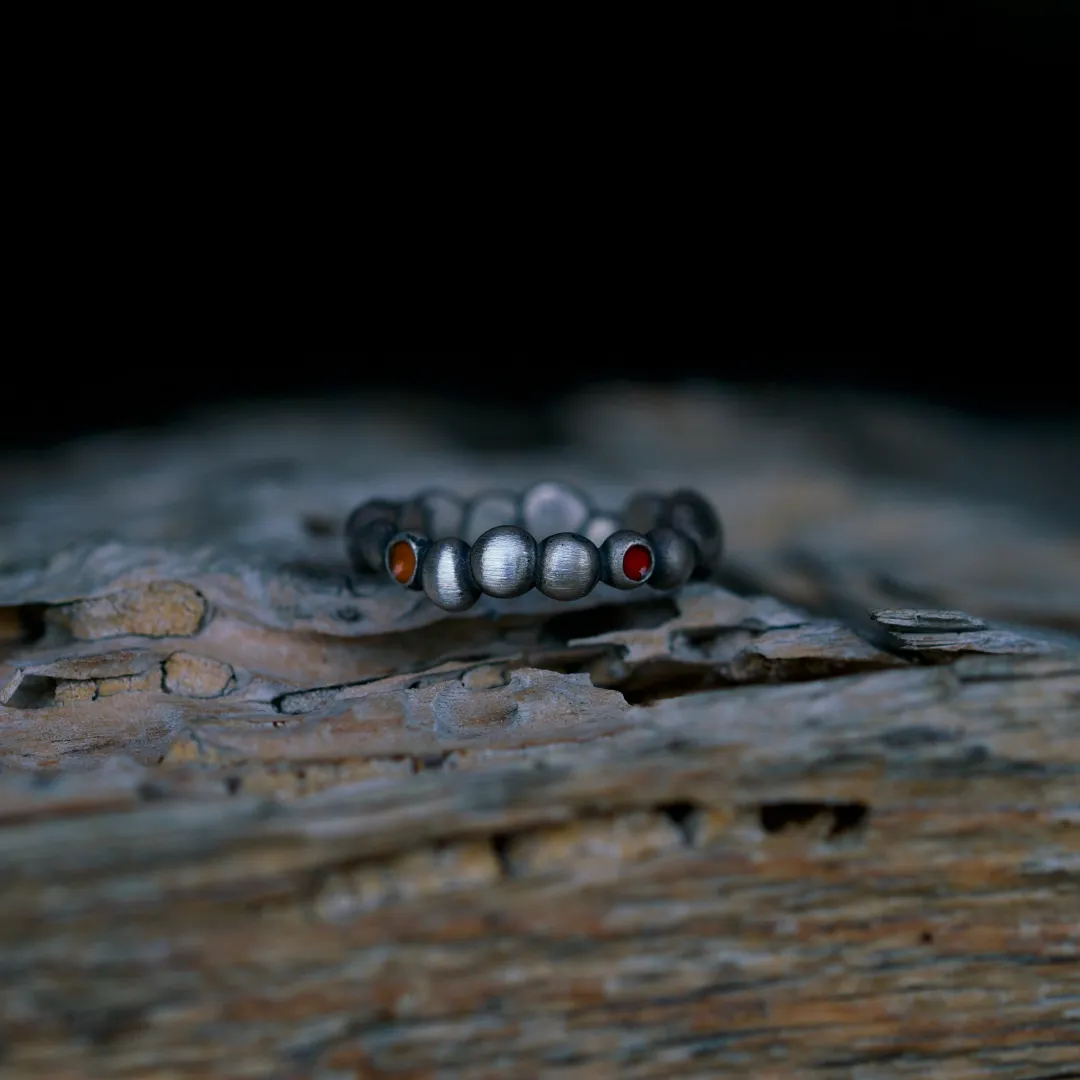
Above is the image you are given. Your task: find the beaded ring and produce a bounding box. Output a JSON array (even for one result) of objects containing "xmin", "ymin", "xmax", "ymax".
[{"xmin": 345, "ymin": 482, "xmax": 722, "ymax": 612}]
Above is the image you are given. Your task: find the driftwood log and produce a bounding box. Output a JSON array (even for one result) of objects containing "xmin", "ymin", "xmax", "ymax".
[{"xmin": 0, "ymin": 387, "xmax": 1078, "ymax": 1079}]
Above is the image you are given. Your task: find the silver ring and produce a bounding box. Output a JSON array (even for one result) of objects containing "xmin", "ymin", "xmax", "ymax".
[{"xmin": 345, "ymin": 481, "xmax": 722, "ymax": 611}]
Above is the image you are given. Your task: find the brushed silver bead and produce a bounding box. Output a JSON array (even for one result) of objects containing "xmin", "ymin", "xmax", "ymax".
[
  {"xmin": 535, "ymin": 532, "xmax": 601, "ymax": 601},
  {"xmin": 422, "ymin": 537, "xmax": 481, "ymax": 611},
  {"xmin": 384, "ymin": 531, "xmax": 430, "ymax": 590},
  {"xmin": 470, "ymin": 525, "xmax": 537, "ymax": 598},
  {"xmin": 521, "ymin": 481, "xmax": 591, "ymax": 541},
  {"xmin": 667, "ymin": 489, "xmax": 722, "ymax": 565},
  {"xmin": 345, "ymin": 499, "xmax": 399, "ymax": 572},
  {"xmin": 646, "ymin": 526, "xmax": 696, "ymax": 590},
  {"xmin": 463, "ymin": 491, "xmax": 521, "ymax": 544},
  {"xmin": 583, "ymin": 511, "xmax": 621, "ymax": 547},
  {"xmin": 599, "ymin": 530, "xmax": 655, "ymax": 590}
]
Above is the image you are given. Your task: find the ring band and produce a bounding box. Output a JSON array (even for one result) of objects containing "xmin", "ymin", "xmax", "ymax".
[{"xmin": 345, "ymin": 481, "xmax": 722, "ymax": 612}]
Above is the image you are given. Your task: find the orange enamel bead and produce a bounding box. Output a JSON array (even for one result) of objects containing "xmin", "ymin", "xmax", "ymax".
[{"xmin": 389, "ymin": 540, "xmax": 417, "ymax": 584}]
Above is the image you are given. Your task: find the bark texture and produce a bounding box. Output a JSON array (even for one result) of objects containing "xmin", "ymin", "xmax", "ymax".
[{"xmin": 0, "ymin": 388, "xmax": 1078, "ymax": 1079}]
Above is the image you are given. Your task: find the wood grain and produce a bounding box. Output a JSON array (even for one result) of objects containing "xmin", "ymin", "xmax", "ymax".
[{"xmin": 0, "ymin": 388, "xmax": 1078, "ymax": 1079}]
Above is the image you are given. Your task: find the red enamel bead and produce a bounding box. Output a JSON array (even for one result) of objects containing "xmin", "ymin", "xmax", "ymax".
[{"xmin": 622, "ymin": 544, "xmax": 652, "ymax": 582}]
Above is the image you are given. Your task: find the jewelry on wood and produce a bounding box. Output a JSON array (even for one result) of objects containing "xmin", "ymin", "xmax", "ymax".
[{"xmin": 345, "ymin": 483, "xmax": 722, "ymax": 611}]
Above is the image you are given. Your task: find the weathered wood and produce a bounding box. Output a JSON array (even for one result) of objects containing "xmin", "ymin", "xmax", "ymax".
[{"xmin": 1, "ymin": 389, "xmax": 1078, "ymax": 1079}]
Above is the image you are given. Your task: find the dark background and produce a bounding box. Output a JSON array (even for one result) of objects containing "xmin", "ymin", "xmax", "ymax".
[
  {"xmin": 880, "ymin": 0, "xmax": 1074, "ymax": 56},
  {"xmin": 5, "ymin": 11, "xmax": 1075, "ymax": 451},
  {"xmin": 3, "ymin": 354, "xmax": 1075, "ymax": 454},
  {"xmin": 4, "ymin": 11, "xmax": 1071, "ymax": 449}
]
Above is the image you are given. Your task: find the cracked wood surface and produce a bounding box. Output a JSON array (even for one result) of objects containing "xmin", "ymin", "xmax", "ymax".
[{"xmin": 0, "ymin": 388, "xmax": 1078, "ymax": 1079}]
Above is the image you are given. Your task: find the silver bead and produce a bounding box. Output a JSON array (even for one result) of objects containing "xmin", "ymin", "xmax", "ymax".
[
  {"xmin": 622, "ymin": 492, "xmax": 667, "ymax": 535},
  {"xmin": 397, "ymin": 498, "xmax": 428, "ymax": 532},
  {"xmin": 583, "ymin": 511, "xmax": 621, "ymax": 547},
  {"xmin": 599, "ymin": 530, "xmax": 655, "ymax": 590},
  {"xmin": 535, "ymin": 532, "xmax": 601, "ymax": 601},
  {"xmin": 384, "ymin": 531, "xmax": 430, "ymax": 591},
  {"xmin": 646, "ymin": 527, "xmax": 696, "ymax": 590},
  {"xmin": 666, "ymin": 489, "xmax": 722, "ymax": 565},
  {"xmin": 470, "ymin": 525, "xmax": 536, "ymax": 598},
  {"xmin": 345, "ymin": 499, "xmax": 399, "ymax": 572},
  {"xmin": 463, "ymin": 491, "xmax": 521, "ymax": 544},
  {"xmin": 422, "ymin": 538, "xmax": 481, "ymax": 611},
  {"xmin": 411, "ymin": 488, "xmax": 467, "ymax": 539},
  {"xmin": 521, "ymin": 481, "xmax": 591, "ymax": 541}
]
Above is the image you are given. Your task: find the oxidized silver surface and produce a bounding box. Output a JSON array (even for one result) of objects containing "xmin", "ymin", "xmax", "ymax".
[
  {"xmin": 384, "ymin": 531, "xmax": 430, "ymax": 590},
  {"xmin": 463, "ymin": 491, "xmax": 521, "ymax": 544},
  {"xmin": 413, "ymin": 489, "xmax": 467, "ymax": 539},
  {"xmin": 583, "ymin": 511, "xmax": 621, "ymax": 547},
  {"xmin": 535, "ymin": 533, "xmax": 601, "ymax": 601},
  {"xmin": 396, "ymin": 498, "xmax": 428, "ymax": 533},
  {"xmin": 345, "ymin": 499, "xmax": 400, "ymax": 572},
  {"xmin": 646, "ymin": 526, "xmax": 696, "ymax": 590},
  {"xmin": 521, "ymin": 481, "xmax": 591, "ymax": 542},
  {"xmin": 622, "ymin": 492, "xmax": 667, "ymax": 535},
  {"xmin": 666, "ymin": 489, "xmax": 722, "ymax": 564},
  {"xmin": 422, "ymin": 537, "xmax": 480, "ymax": 611},
  {"xmin": 345, "ymin": 483, "xmax": 721, "ymax": 603},
  {"xmin": 470, "ymin": 525, "xmax": 537, "ymax": 598},
  {"xmin": 599, "ymin": 530, "xmax": 655, "ymax": 590}
]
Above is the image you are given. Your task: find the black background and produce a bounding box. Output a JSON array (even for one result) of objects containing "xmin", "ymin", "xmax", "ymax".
[
  {"xmin": 3, "ymin": 354, "xmax": 1075, "ymax": 454},
  {"xmin": 3, "ymin": 4, "xmax": 1072, "ymax": 451},
  {"xmin": 4, "ymin": 7, "xmax": 1075, "ymax": 451},
  {"xmin": 880, "ymin": 0, "xmax": 1074, "ymax": 56}
]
